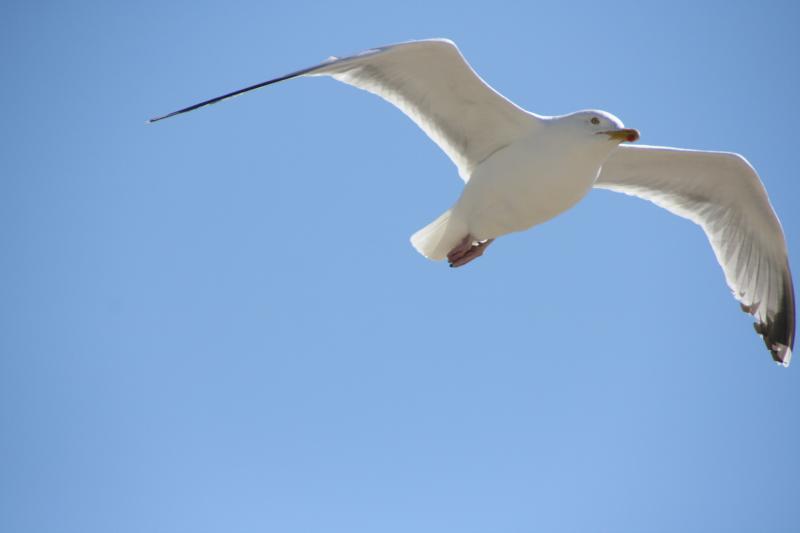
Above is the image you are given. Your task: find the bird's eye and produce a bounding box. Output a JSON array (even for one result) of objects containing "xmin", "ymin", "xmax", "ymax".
[{"xmin": 590, "ymin": 117, "xmax": 600, "ymax": 125}]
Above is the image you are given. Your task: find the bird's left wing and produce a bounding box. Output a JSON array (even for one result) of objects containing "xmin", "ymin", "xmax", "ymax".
[
  {"xmin": 150, "ymin": 39, "xmax": 540, "ymax": 180},
  {"xmin": 594, "ymin": 144, "xmax": 795, "ymax": 365}
]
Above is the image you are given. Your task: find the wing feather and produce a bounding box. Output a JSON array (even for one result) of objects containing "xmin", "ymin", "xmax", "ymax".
[
  {"xmin": 149, "ymin": 39, "xmax": 539, "ymax": 180},
  {"xmin": 595, "ymin": 144, "xmax": 795, "ymax": 365},
  {"xmin": 308, "ymin": 39, "xmax": 540, "ymax": 179}
]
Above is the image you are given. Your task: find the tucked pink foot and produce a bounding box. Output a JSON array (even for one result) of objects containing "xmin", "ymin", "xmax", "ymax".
[{"xmin": 447, "ymin": 235, "xmax": 495, "ymax": 268}]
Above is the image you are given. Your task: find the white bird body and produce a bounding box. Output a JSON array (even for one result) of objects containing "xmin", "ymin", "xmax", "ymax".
[
  {"xmin": 151, "ymin": 38, "xmax": 795, "ymax": 366},
  {"xmin": 419, "ymin": 119, "xmax": 618, "ymax": 259}
]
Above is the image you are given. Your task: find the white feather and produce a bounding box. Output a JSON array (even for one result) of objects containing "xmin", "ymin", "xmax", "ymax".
[
  {"xmin": 305, "ymin": 39, "xmax": 541, "ymax": 180},
  {"xmin": 595, "ymin": 145, "xmax": 795, "ymax": 365}
]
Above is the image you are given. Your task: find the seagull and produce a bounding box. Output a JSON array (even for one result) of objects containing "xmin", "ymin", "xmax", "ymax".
[{"xmin": 150, "ymin": 39, "xmax": 795, "ymax": 366}]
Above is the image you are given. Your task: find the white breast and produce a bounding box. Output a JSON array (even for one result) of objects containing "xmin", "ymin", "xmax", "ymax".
[{"xmin": 454, "ymin": 133, "xmax": 604, "ymax": 240}]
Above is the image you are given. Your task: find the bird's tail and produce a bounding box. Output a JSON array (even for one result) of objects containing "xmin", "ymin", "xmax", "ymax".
[{"xmin": 410, "ymin": 208, "xmax": 466, "ymax": 261}]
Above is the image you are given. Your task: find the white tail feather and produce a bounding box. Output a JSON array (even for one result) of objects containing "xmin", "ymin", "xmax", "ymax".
[{"xmin": 410, "ymin": 209, "xmax": 466, "ymax": 260}]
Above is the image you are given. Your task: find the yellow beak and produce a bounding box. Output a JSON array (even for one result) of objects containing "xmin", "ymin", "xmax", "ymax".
[{"xmin": 597, "ymin": 128, "xmax": 640, "ymax": 143}]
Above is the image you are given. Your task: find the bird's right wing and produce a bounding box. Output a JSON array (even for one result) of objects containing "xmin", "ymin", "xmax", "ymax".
[
  {"xmin": 595, "ymin": 144, "xmax": 795, "ymax": 365},
  {"xmin": 150, "ymin": 39, "xmax": 541, "ymax": 180}
]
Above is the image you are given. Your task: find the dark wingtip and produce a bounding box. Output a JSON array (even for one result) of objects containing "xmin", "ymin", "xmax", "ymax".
[
  {"xmin": 772, "ymin": 344, "xmax": 792, "ymax": 367},
  {"xmin": 147, "ymin": 63, "xmax": 325, "ymax": 125},
  {"xmin": 148, "ymin": 112, "xmax": 177, "ymax": 123},
  {"xmin": 751, "ymin": 262, "xmax": 795, "ymax": 367},
  {"xmin": 147, "ymin": 100, "xmax": 215, "ymax": 124}
]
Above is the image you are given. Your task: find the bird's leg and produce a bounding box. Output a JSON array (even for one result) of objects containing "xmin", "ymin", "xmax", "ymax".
[
  {"xmin": 447, "ymin": 235, "xmax": 495, "ymax": 268},
  {"xmin": 447, "ymin": 235, "xmax": 475, "ymax": 263}
]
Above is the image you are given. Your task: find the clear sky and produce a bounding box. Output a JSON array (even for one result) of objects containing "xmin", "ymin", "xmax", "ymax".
[{"xmin": 3, "ymin": 1, "xmax": 799, "ymax": 532}]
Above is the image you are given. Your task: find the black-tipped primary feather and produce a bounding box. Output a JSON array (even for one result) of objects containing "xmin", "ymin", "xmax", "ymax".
[
  {"xmin": 595, "ymin": 145, "xmax": 795, "ymax": 365},
  {"xmin": 148, "ymin": 64, "xmax": 324, "ymax": 123}
]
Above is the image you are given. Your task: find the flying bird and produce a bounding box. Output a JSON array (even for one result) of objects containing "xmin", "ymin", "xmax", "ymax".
[{"xmin": 150, "ymin": 39, "xmax": 795, "ymax": 366}]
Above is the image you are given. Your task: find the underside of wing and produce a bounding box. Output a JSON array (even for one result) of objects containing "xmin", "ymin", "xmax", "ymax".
[
  {"xmin": 307, "ymin": 40, "xmax": 539, "ymax": 179},
  {"xmin": 149, "ymin": 39, "xmax": 540, "ymax": 181},
  {"xmin": 595, "ymin": 144, "xmax": 795, "ymax": 365}
]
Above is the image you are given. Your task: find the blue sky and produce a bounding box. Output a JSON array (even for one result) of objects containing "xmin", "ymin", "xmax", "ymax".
[{"xmin": 3, "ymin": 1, "xmax": 799, "ymax": 532}]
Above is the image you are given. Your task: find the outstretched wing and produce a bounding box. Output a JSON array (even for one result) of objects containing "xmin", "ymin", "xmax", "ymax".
[
  {"xmin": 150, "ymin": 39, "xmax": 540, "ymax": 180},
  {"xmin": 595, "ymin": 144, "xmax": 795, "ymax": 365}
]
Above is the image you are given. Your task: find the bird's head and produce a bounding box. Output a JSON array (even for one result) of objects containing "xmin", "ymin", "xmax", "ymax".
[{"xmin": 560, "ymin": 110, "xmax": 640, "ymax": 145}]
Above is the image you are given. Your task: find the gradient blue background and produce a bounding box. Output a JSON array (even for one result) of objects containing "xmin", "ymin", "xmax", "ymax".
[{"xmin": 3, "ymin": 1, "xmax": 799, "ymax": 531}]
